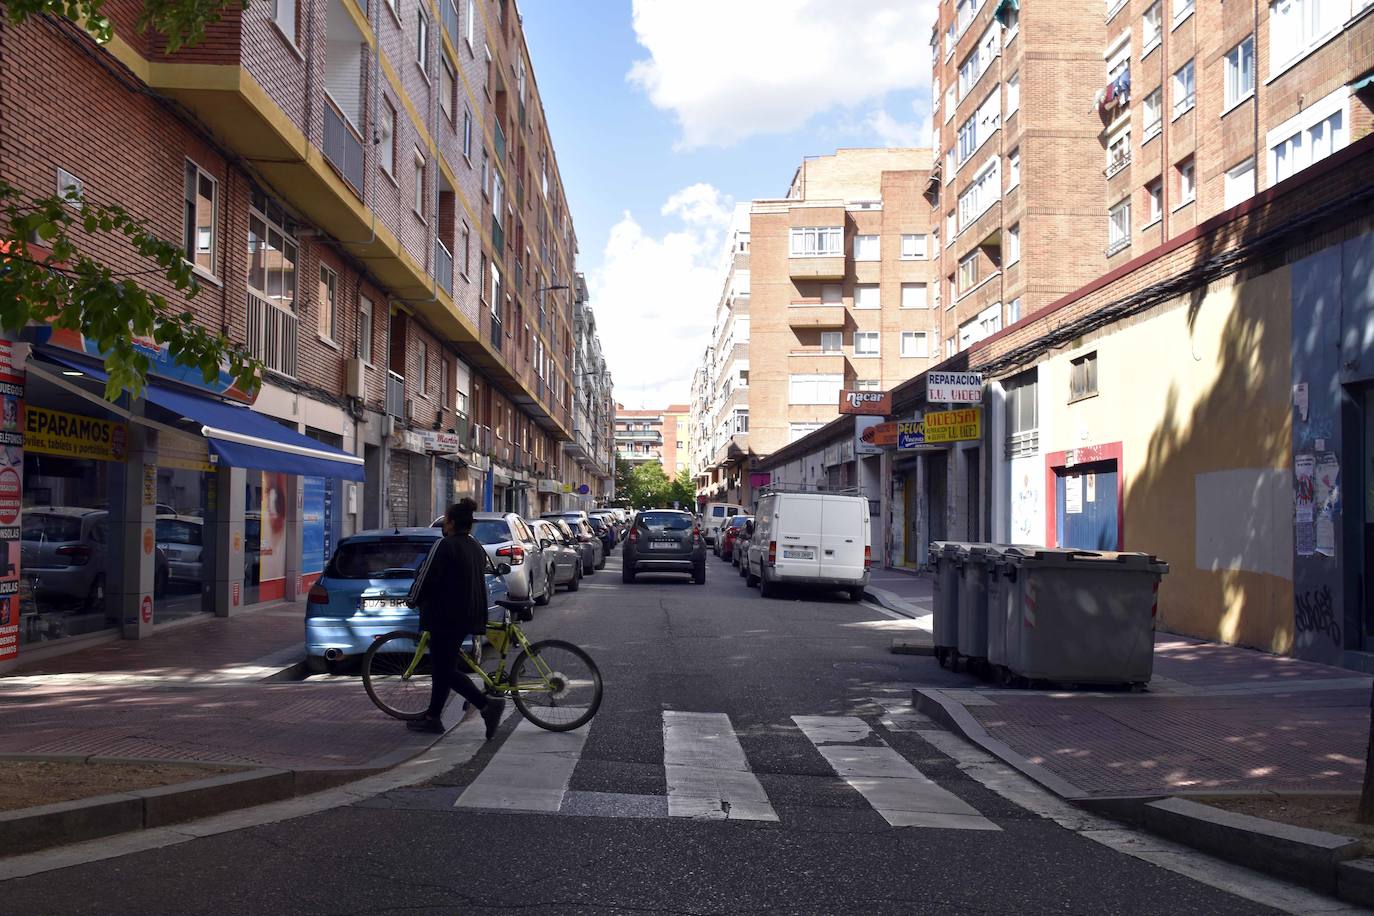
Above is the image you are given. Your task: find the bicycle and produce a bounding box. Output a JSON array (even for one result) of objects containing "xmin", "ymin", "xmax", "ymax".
[{"xmin": 361, "ymin": 607, "xmax": 602, "ymax": 732}]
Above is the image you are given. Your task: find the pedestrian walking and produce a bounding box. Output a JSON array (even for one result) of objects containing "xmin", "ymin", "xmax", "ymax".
[{"xmin": 407, "ymin": 498, "xmax": 505, "ymax": 738}]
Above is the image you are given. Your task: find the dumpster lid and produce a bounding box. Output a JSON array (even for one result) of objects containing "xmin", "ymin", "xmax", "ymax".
[
  {"xmin": 955, "ymin": 542, "xmax": 1002, "ymax": 559},
  {"xmin": 929, "ymin": 541, "xmax": 966, "ymax": 558},
  {"xmin": 1002, "ymin": 546, "xmax": 1168, "ymax": 572}
]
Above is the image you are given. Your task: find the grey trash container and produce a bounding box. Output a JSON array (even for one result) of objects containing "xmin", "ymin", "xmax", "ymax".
[
  {"xmin": 984, "ymin": 544, "xmax": 1039, "ymax": 677},
  {"xmin": 1000, "ymin": 547, "xmax": 1169, "ymax": 688},
  {"xmin": 928, "ymin": 541, "xmax": 963, "ymax": 667},
  {"xmin": 955, "ymin": 543, "xmax": 999, "ymax": 673}
]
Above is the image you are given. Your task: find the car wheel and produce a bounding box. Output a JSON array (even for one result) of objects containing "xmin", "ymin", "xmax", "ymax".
[
  {"xmin": 622, "ymin": 565, "xmax": 635, "ymax": 584},
  {"xmin": 738, "ymin": 561, "xmax": 748, "ymax": 578},
  {"xmin": 85, "ymin": 574, "xmax": 107, "ymax": 614},
  {"xmin": 759, "ymin": 572, "xmax": 778, "ymax": 599},
  {"xmin": 848, "ymin": 586, "xmax": 865, "ymax": 602},
  {"xmin": 692, "ymin": 565, "xmax": 706, "ymax": 585},
  {"xmin": 585, "ymin": 558, "xmax": 596, "ymax": 576},
  {"xmin": 535, "ymin": 573, "xmax": 552, "ymax": 607},
  {"xmin": 596, "ymin": 555, "xmax": 606, "ymax": 570},
  {"xmin": 567, "ymin": 568, "xmax": 580, "ymax": 592},
  {"xmin": 746, "ymin": 568, "xmax": 759, "ymax": 588}
]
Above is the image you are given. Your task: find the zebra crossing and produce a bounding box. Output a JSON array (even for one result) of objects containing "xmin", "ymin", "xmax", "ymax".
[{"xmin": 447, "ymin": 704, "xmax": 1000, "ymax": 831}]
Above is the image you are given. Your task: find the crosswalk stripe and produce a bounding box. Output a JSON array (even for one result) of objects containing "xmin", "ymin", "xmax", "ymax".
[
  {"xmin": 663, "ymin": 711, "xmax": 779, "ymax": 822},
  {"xmin": 454, "ymin": 718, "xmax": 590, "ymax": 813},
  {"xmin": 792, "ymin": 715, "xmax": 1000, "ymax": 831}
]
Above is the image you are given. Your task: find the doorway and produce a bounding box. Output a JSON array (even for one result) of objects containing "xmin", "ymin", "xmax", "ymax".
[
  {"xmin": 1054, "ymin": 461, "xmax": 1119, "ymax": 550},
  {"xmin": 926, "ymin": 450, "xmax": 948, "ymax": 544}
]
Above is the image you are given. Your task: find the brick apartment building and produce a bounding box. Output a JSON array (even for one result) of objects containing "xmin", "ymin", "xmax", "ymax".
[
  {"xmin": 0, "ymin": 0, "xmax": 610, "ymax": 664},
  {"xmin": 615, "ymin": 405, "xmax": 689, "ymax": 474}
]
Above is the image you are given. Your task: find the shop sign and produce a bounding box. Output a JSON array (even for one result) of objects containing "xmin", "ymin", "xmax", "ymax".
[
  {"xmin": 0, "ymin": 339, "xmax": 22, "ymax": 664},
  {"xmin": 924, "ymin": 407, "xmax": 982, "ymax": 444},
  {"xmin": 897, "ymin": 418, "xmax": 927, "ymax": 451},
  {"xmin": 536, "ymin": 478, "xmax": 561, "ymax": 494},
  {"xmin": 395, "ymin": 430, "xmax": 426, "ymax": 454},
  {"xmin": 419, "ymin": 430, "xmax": 462, "ymax": 454},
  {"xmin": 854, "ymin": 416, "xmax": 884, "ymax": 456},
  {"xmin": 927, "ymin": 371, "xmax": 984, "ymax": 404},
  {"xmin": 576, "ymin": 484, "xmax": 591, "ymax": 495},
  {"xmin": 562, "ymin": 483, "xmax": 574, "ymax": 493},
  {"xmin": 837, "ymin": 389, "xmax": 892, "ymax": 415},
  {"xmin": 862, "ymin": 422, "xmax": 901, "ymax": 448},
  {"xmin": 25, "ymin": 406, "xmax": 127, "ymax": 462}
]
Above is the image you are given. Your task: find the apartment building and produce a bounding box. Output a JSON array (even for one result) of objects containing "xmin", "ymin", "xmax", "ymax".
[
  {"xmin": 749, "ymin": 149, "xmax": 939, "ymax": 460},
  {"xmin": 0, "ymin": 0, "xmax": 585, "ymax": 659},
  {"xmin": 565, "ymin": 273, "xmax": 616, "ymax": 506},
  {"xmin": 614, "ymin": 405, "xmax": 689, "ymax": 473}
]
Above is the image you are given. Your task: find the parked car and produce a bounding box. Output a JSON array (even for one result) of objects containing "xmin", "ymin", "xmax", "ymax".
[
  {"xmin": 20, "ymin": 507, "xmax": 108, "ymax": 614},
  {"xmin": 528, "ymin": 518, "xmax": 581, "ymax": 592},
  {"xmin": 719, "ymin": 515, "xmax": 751, "ymax": 563},
  {"xmin": 587, "ymin": 514, "xmax": 617, "ymax": 554},
  {"xmin": 542, "ymin": 513, "xmax": 605, "ymax": 573},
  {"xmin": 155, "ymin": 514, "xmax": 205, "ymax": 593},
  {"xmin": 435, "ymin": 512, "xmax": 556, "ymax": 606},
  {"xmin": 589, "ymin": 509, "xmax": 624, "ymax": 542},
  {"xmin": 745, "ymin": 492, "xmax": 870, "ymax": 601},
  {"xmin": 701, "ymin": 502, "xmax": 744, "ymax": 550},
  {"xmin": 735, "ymin": 519, "xmax": 756, "ymax": 576},
  {"xmin": 304, "ymin": 527, "xmax": 512, "ymax": 672},
  {"xmin": 623, "ymin": 509, "xmax": 705, "ymax": 585}
]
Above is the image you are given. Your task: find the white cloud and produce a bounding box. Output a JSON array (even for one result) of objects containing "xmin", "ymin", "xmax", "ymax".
[
  {"xmin": 628, "ymin": 0, "xmax": 936, "ymax": 148},
  {"xmin": 588, "ymin": 184, "xmax": 734, "ymax": 409},
  {"xmin": 864, "ymin": 108, "xmax": 925, "ymax": 148}
]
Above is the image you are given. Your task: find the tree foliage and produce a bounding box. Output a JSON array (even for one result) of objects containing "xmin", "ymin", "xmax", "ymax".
[
  {"xmin": 5, "ymin": 0, "xmax": 244, "ymax": 52},
  {"xmin": 615, "ymin": 461, "xmax": 697, "ymax": 510}
]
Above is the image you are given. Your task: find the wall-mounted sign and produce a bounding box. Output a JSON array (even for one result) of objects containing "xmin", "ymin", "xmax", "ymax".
[
  {"xmin": 862, "ymin": 421, "xmax": 900, "ymax": 448},
  {"xmin": 25, "ymin": 406, "xmax": 127, "ymax": 462},
  {"xmin": 419, "ymin": 430, "xmax": 463, "ymax": 454},
  {"xmin": 576, "ymin": 484, "xmax": 591, "ymax": 495},
  {"xmin": 897, "ymin": 418, "xmax": 927, "ymax": 451},
  {"xmin": 536, "ymin": 479, "xmax": 562, "ymax": 494},
  {"xmin": 838, "ymin": 389, "xmax": 892, "ymax": 415},
  {"xmin": 855, "ymin": 416, "xmax": 885, "ymax": 455},
  {"xmin": 927, "ymin": 371, "xmax": 984, "ymax": 404},
  {"xmin": 924, "ymin": 407, "xmax": 982, "ymax": 443},
  {"xmin": 0, "ymin": 339, "xmax": 22, "ymax": 664}
]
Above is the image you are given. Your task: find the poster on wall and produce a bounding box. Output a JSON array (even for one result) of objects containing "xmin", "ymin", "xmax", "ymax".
[
  {"xmin": 259, "ymin": 471, "xmax": 289, "ymax": 600},
  {"xmin": 301, "ymin": 477, "xmax": 326, "ymax": 583},
  {"xmin": 0, "ymin": 340, "xmax": 24, "ymax": 663},
  {"xmin": 1294, "ymin": 453, "xmax": 1316, "ymax": 557}
]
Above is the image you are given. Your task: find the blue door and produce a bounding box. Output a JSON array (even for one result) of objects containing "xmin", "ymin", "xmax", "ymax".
[{"xmin": 1055, "ymin": 462, "xmax": 1119, "ymax": 550}]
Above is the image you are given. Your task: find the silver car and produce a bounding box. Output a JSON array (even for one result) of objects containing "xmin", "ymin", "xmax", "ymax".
[
  {"xmin": 155, "ymin": 514, "xmax": 205, "ymax": 592},
  {"xmin": 435, "ymin": 512, "xmax": 556, "ymax": 607},
  {"xmin": 529, "ymin": 518, "xmax": 581, "ymax": 592},
  {"xmin": 21, "ymin": 508, "xmax": 109, "ymax": 613}
]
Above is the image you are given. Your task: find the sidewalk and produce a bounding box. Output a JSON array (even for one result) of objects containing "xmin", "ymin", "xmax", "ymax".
[
  {"xmin": 864, "ymin": 567, "xmax": 933, "ymax": 619},
  {"xmin": 916, "ymin": 634, "xmax": 1371, "ymax": 799}
]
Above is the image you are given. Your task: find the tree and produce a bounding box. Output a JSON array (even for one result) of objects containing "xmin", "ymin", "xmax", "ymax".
[
  {"xmin": 667, "ymin": 469, "xmax": 696, "ymax": 509},
  {"xmin": 2, "ymin": 1, "xmax": 259, "ymax": 401}
]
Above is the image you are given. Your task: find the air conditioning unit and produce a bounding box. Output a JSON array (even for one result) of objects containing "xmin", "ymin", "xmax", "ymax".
[{"xmin": 345, "ymin": 358, "xmax": 366, "ymax": 399}]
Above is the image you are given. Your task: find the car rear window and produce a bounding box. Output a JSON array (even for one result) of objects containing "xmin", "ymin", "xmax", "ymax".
[
  {"xmin": 639, "ymin": 512, "xmax": 692, "ymax": 531},
  {"xmin": 22, "ymin": 514, "xmax": 83, "ymax": 542},
  {"xmin": 727, "ymin": 517, "xmax": 748, "ymax": 529},
  {"xmin": 327, "ymin": 539, "xmax": 436, "ymax": 579},
  {"xmin": 471, "ymin": 520, "xmax": 514, "ymax": 545},
  {"xmin": 156, "ymin": 520, "xmax": 202, "ymax": 545}
]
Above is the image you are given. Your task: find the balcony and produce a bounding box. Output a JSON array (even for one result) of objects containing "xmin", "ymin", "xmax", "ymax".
[
  {"xmin": 787, "ymin": 302, "xmax": 846, "ymax": 328},
  {"xmin": 788, "ymin": 254, "xmax": 846, "ymax": 280},
  {"xmin": 1104, "ymin": 149, "xmax": 1131, "ymax": 179},
  {"xmin": 470, "ymin": 423, "xmax": 492, "ymax": 454},
  {"xmin": 434, "ymin": 239, "xmax": 454, "ymax": 296},
  {"xmin": 322, "ymin": 102, "xmax": 364, "ymax": 196},
  {"xmin": 617, "ymin": 429, "xmax": 662, "ymax": 441},
  {"xmin": 386, "ymin": 371, "xmax": 405, "ymax": 419},
  {"xmin": 245, "ymin": 292, "xmax": 299, "ymax": 378},
  {"xmin": 788, "ymin": 348, "xmax": 847, "ymax": 373}
]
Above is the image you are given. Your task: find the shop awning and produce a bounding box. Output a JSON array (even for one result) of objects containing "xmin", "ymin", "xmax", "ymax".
[{"xmin": 36, "ymin": 353, "xmax": 365, "ymax": 481}]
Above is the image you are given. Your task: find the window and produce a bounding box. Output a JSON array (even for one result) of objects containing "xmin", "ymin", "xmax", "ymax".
[
  {"xmin": 1146, "ymin": 179, "xmax": 1163, "ymax": 224},
  {"xmin": 789, "ymin": 422, "xmax": 825, "ymax": 443},
  {"xmin": 440, "ymin": 58, "xmax": 455, "ymax": 122},
  {"xmin": 247, "ymin": 193, "xmax": 297, "ymax": 309},
  {"xmin": 900, "ymin": 282, "xmax": 928, "ymax": 309},
  {"xmin": 416, "ymin": 9, "xmax": 429, "ymax": 71},
  {"xmin": 465, "ymin": 0, "xmax": 475, "ymax": 46},
  {"xmin": 853, "ymin": 234, "xmax": 880, "ymax": 261},
  {"xmin": 460, "ymin": 222, "xmax": 471, "ymax": 277},
  {"xmin": 1007, "ymin": 297, "xmax": 1022, "ymax": 323},
  {"xmin": 1006, "ymin": 71, "xmax": 1019, "ymax": 114},
  {"xmin": 1269, "ymin": 0, "xmax": 1343, "ymax": 73},
  {"xmin": 957, "ymin": 22, "xmax": 1000, "ymax": 100},
  {"xmin": 821, "ymin": 283, "xmax": 842, "ymax": 304},
  {"xmin": 380, "ymin": 100, "xmax": 396, "ymax": 175},
  {"xmin": 1142, "ymin": 89, "xmax": 1162, "ymax": 142},
  {"xmin": 490, "ymin": 262, "xmax": 501, "ymax": 315},
  {"xmin": 1177, "ymin": 157, "xmax": 1196, "ymax": 204},
  {"xmin": 273, "ymin": 0, "xmax": 297, "ymax": 44},
  {"xmin": 958, "ymin": 252, "xmax": 979, "ymax": 292},
  {"xmin": 1172, "ymin": 0, "xmax": 1194, "ymax": 25},
  {"xmin": 1006, "ymin": 147, "xmax": 1020, "ymax": 189},
  {"xmin": 957, "ymin": 157, "xmax": 1000, "ymax": 230},
  {"xmin": 1006, "ymin": 224, "xmax": 1020, "ymax": 264},
  {"xmin": 1225, "ymin": 158, "xmax": 1256, "ymax": 208},
  {"xmin": 855, "ymin": 379, "xmax": 882, "ymax": 391},
  {"xmin": 1224, "ymin": 36, "xmax": 1254, "ymax": 110},
  {"xmin": 1107, "ymin": 199, "xmax": 1131, "ymax": 254},
  {"xmin": 1070, "ymin": 352, "xmax": 1098, "ymax": 400},
  {"xmin": 956, "ymin": 90, "xmax": 1001, "ymax": 166},
  {"xmin": 358, "ymin": 296, "xmax": 373, "ymax": 363},
  {"xmin": 384, "ymin": 0, "xmax": 395, "ymax": 16},
  {"xmin": 900, "ymin": 332, "xmax": 929, "ymax": 358},
  {"xmin": 1004, "ymin": 369, "xmax": 1038, "ymax": 457},
  {"xmin": 945, "ymin": 211, "xmax": 955, "ymax": 243},
  {"xmin": 959, "ymin": 304, "xmax": 1002, "ymax": 349},
  {"xmin": 413, "ymin": 150, "xmax": 426, "ymax": 217},
  {"xmin": 182, "ymin": 160, "xmax": 217, "ymax": 277},
  {"xmin": 945, "ymin": 337, "xmax": 956, "ymax": 358},
  {"xmin": 789, "ymin": 226, "xmax": 843, "ymax": 256},
  {"xmin": 418, "ymin": 341, "xmax": 429, "ymax": 395},
  {"xmin": 854, "ymin": 332, "xmax": 880, "ymax": 357},
  {"xmin": 853, "ymin": 284, "xmax": 880, "ymax": 310},
  {"xmin": 1002, "ymin": 2, "xmax": 1019, "ymax": 38},
  {"xmin": 900, "ymin": 234, "xmax": 927, "ymax": 259},
  {"xmin": 1106, "ymin": 125, "xmax": 1131, "ymax": 176},
  {"xmin": 820, "ymin": 331, "xmax": 842, "ymax": 353},
  {"xmin": 1141, "ymin": 2, "xmax": 1161, "ymax": 53},
  {"xmin": 1267, "ymin": 88, "xmax": 1349, "ymax": 186},
  {"xmin": 1172, "ymin": 60, "xmax": 1195, "ymax": 118},
  {"xmin": 318, "ymin": 265, "xmax": 338, "ymax": 340},
  {"xmin": 788, "ymin": 374, "xmax": 843, "ymax": 405},
  {"xmin": 462, "ymin": 106, "xmax": 473, "ymax": 160}
]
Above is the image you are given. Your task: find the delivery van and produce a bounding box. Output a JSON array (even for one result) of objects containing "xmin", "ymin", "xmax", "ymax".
[
  {"xmin": 746, "ymin": 492, "xmax": 870, "ymax": 601},
  {"xmin": 700, "ymin": 502, "xmax": 743, "ymax": 547}
]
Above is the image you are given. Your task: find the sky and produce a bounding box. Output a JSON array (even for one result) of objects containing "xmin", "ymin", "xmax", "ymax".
[{"xmin": 520, "ymin": 0, "xmax": 937, "ymax": 409}]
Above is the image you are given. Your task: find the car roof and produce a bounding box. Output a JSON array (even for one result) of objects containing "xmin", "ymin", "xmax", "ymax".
[
  {"xmin": 25, "ymin": 506, "xmax": 105, "ymax": 518},
  {"xmin": 345, "ymin": 527, "xmax": 442, "ymax": 543},
  {"xmin": 473, "ymin": 512, "xmax": 516, "ymax": 521}
]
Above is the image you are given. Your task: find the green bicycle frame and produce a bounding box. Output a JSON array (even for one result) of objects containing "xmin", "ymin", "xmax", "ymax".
[{"xmin": 405, "ymin": 613, "xmax": 558, "ymax": 694}]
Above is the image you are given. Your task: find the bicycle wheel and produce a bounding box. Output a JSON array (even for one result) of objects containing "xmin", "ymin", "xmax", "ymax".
[
  {"xmin": 362, "ymin": 630, "xmax": 431, "ymax": 720},
  {"xmin": 509, "ymin": 639, "xmax": 602, "ymax": 732}
]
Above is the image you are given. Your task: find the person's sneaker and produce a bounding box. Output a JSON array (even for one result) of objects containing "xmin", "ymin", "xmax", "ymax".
[
  {"xmin": 407, "ymin": 717, "xmax": 445, "ymax": 734},
  {"xmin": 481, "ymin": 698, "xmax": 506, "ymax": 740}
]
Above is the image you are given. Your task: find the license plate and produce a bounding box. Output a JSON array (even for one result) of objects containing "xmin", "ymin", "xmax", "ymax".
[
  {"xmin": 783, "ymin": 549, "xmax": 815, "ymax": 560},
  {"xmin": 650, "ymin": 542, "xmax": 679, "ymax": 550},
  {"xmin": 362, "ymin": 597, "xmax": 408, "ymax": 610}
]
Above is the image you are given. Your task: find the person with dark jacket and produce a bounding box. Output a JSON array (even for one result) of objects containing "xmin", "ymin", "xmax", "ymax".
[{"xmin": 408, "ymin": 499, "xmax": 505, "ymax": 738}]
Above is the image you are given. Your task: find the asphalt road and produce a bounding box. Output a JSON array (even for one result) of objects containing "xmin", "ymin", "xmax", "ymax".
[{"xmin": 1, "ymin": 550, "xmax": 1298, "ymax": 915}]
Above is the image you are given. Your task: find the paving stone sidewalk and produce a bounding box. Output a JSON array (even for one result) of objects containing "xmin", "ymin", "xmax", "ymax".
[
  {"xmin": 918, "ymin": 634, "xmax": 1372, "ymax": 798},
  {"xmin": 865, "ymin": 568, "xmax": 933, "ymax": 618}
]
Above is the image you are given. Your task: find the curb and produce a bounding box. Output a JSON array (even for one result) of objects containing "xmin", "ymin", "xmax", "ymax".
[
  {"xmin": 863, "ymin": 585, "xmax": 921, "ymax": 618},
  {"xmin": 915, "ymin": 685, "xmax": 1374, "ymax": 906}
]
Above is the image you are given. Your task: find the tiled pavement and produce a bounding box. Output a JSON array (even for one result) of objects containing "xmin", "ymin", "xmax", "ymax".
[{"xmin": 864, "ymin": 568, "xmax": 933, "ymax": 618}]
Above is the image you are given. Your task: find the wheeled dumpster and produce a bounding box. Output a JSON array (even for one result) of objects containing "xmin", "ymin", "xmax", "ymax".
[
  {"xmin": 928, "ymin": 541, "xmax": 963, "ymax": 667},
  {"xmin": 954, "ymin": 543, "xmax": 1000, "ymax": 674}
]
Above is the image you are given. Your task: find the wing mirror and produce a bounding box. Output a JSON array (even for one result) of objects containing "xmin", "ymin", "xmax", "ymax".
[
  {"xmin": 496, "ymin": 562, "xmax": 513, "ymax": 576},
  {"xmin": 540, "ymin": 538, "xmax": 553, "ymax": 550}
]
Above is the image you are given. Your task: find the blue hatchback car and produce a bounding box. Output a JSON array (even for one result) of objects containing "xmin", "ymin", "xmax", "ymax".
[{"xmin": 305, "ymin": 527, "xmax": 512, "ymax": 671}]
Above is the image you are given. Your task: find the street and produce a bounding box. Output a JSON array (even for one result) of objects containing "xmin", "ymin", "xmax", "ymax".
[{"xmin": 0, "ymin": 553, "xmax": 1345, "ymax": 915}]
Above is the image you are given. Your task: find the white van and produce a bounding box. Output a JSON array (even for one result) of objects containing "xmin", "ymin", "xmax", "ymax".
[
  {"xmin": 745, "ymin": 492, "xmax": 870, "ymax": 601},
  {"xmin": 701, "ymin": 502, "xmax": 743, "ymax": 547}
]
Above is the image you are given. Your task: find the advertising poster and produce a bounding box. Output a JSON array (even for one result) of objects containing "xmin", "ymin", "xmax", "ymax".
[
  {"xmin": 1294, "ymin": 453, "xmax": 1316, "ymax": 557},
  {"xmin": 0, "ymin": 340, "xmax": 24, "ymax": 663},
  {"xmin": 301, "ymin": 476, "xmax": 326, "ymax": 582},
  {"xmin": 259, "ymin": 471, "xmax": 289, "ymax": 600}
]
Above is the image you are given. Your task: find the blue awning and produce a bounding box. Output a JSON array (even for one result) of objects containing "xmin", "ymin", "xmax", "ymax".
[{"xmin": 36, "ymin": 352, "xmax": 365, "ymax": 481}]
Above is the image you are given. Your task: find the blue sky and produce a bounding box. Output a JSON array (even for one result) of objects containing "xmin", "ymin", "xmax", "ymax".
[{"xmin": 521, "ymin": 0, "xmax": 936, "ymax": 408}]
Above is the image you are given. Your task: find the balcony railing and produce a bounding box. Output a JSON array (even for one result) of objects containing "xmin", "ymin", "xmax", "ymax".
[
  {"xmin": 323, "ymin": 103, "xmax": 364, "ymax": 195},
  {"xmin": 434, "ymin": 239, "xmax": 454, "ymax": 295},
  {"xmin": 470, "ymin": 423, "xmax": 492, "ymax": 454},
  {"xmin": 245, "ymin": 292, "xmax": 299, "ymax": 378},
  {"xmin": 1103, "ymin": 149, "xmax": 1131, "ymax": 178},
  {"xmin": 386, "ymin": 371, "xmax": 404, "ymax": 419}
]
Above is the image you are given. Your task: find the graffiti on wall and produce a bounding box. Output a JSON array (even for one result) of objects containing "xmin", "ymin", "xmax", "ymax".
[
  {"xmin": 1010, "ymin": 456, "xmax": 1043, "ymax": 545},
  {"xmin": 1294, "ymin": 585, "xmax": 1341, "ymax": 644}
]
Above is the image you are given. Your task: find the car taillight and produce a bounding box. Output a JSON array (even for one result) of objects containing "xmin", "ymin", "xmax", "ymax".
[
  {"xmin": 767, "ymin": 541, "xmax": 776, "ymax": 567},
  {"xmin": 864, "ymin": 545, "xmax": 872, "ymax": 571},
  {"xmin": 629, "ymin": 528, "xmax": 639, "ymax": 544},
  {"xmin": 692, "ymin": 526, "xmax": 701, "ymax": 543},
  {"xmin": 307, "ymin": 583, "xmax": 329, "ymax": 605},
  {"xmin": 496, "ymin": 545, "xmax": 526, "ymax": 566},
  {"xmin": 56, "ymin": 545, "xmax": 92, "ymax": 566}
]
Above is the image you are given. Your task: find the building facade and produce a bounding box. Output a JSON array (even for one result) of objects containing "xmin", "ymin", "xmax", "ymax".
[
  {"xmin": 0, "ymin": 0, "xmax": 594, "ymax": 666},
  {"xmin": 565, "ymin": 273, "xmax": 615, "ymax": 507},
  {"xmin": 614, "ymin": 405, "xmax": 688, "ymax": 474}
]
